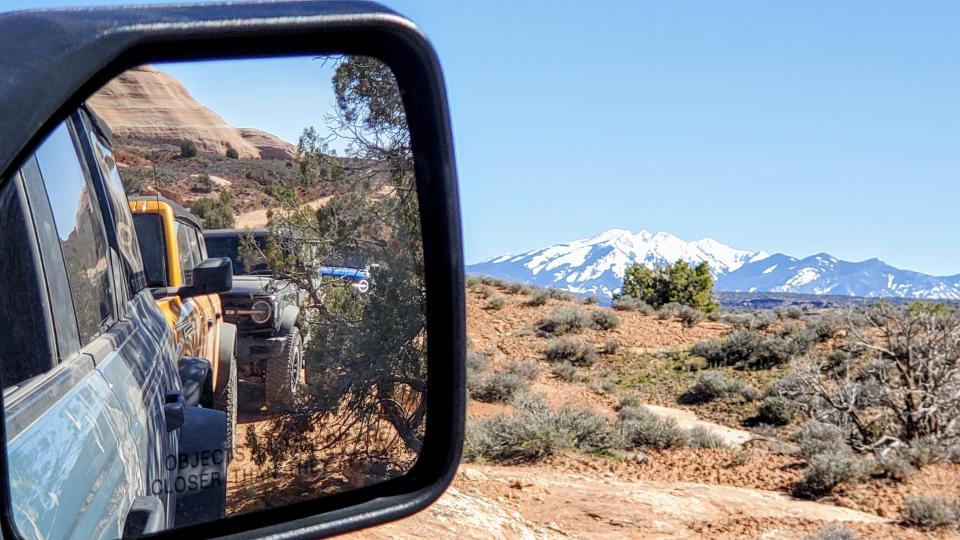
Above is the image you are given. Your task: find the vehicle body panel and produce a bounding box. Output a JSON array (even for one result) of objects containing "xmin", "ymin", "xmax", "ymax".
[{"xmin": 130, "ymin": 199, "xmax": 222, "ymax": 388}]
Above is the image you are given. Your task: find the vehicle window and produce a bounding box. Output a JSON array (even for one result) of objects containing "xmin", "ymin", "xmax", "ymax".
[
  {"xmin": 191, "ymin": 226, "xmax": 207, "ymax": 260},
  {"xmin": 183, "ymin": 222, "xmax": 204, "ymax": 265},
  {"xmin": 83, "ymin": 112, "xmax": 147, "ymax": 293},
  {"xmin": 176, "ymin": 221, "xmax": 195, "ymax": 286},
  {"xmin": 0, "ymin": 173, "xmax": 57, "ymax": 388},
  {"xmin": 204, "ymin": 234, "xmax": 271, "ymax": 275},
  {"xmin": 133, "ymin": 213, "xmax": 168, "ymax": 287},
  {"xmin": 35, "ymin": 122, "xmax": 114, "ymax": 345}
]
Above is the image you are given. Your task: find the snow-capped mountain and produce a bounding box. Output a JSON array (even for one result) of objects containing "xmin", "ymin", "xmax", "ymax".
[
  {"xmin": 467, "ymin": 229, "xmax": 769, "ymax": 298},
  {"xmin": 467, "ymin": 229, "xmax": 960, "ymax": 300},
  {"xmin": 717, "ymin": 253, "xmax": 960, "ymax": 300}
]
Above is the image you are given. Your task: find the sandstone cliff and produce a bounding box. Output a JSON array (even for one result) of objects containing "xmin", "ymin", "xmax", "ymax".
[{"xmin": 88, "ymin": 65, "xmax": 296, "ymax": 160}]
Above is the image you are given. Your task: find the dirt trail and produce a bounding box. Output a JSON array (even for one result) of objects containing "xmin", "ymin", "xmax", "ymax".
[
  {"xmin": 643, "ymin": 404, "xmax": 754, "ymax": 447},
  {"xmin": 234, "ymin": 195, "xmax": 333, "ymax": 229},
  {"xmin": 347, "ymin": 464, "xmax": 892, "ymax": 540}
]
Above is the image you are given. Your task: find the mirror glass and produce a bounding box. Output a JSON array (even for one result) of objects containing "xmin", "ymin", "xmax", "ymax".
[{"xmin": 1, "ymin": 55, "xmax": 425, "ymax": 538}]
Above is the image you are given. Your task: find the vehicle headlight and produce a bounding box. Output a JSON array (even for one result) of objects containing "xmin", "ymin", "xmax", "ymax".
[{"xmin": 249, "ymin": 299, "xmax": 273, "ymax": 324}]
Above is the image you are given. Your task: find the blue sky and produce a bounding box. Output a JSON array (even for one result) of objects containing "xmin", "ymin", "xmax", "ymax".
[{"xmin": 6, "ymin": 1, "xmax": 960, "ymax": 275}]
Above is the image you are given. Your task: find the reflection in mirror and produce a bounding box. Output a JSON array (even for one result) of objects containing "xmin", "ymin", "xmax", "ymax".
[{"xmin": 2, "ymin": 55, "xmax": 424, "ymax": 538}]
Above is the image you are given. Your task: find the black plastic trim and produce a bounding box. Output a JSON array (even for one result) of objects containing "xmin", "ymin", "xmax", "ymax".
[{"xmin": 0, "ymin": 2, "xmax": 464, "ymax": 540}]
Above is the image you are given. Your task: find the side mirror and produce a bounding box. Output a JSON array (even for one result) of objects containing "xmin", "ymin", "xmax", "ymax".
[
  {"xmin": 180, "ymin": 257, "xmax": 233, "ymax": 298},
  {"xmin": 0, "ymin": 2, "xmax": 465, "ymax": 539}
]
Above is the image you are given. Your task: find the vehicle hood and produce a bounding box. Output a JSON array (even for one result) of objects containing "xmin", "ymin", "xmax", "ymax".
[{"xmin": 220, "ymin": 275, "xmax": 283, "ymax": 299}]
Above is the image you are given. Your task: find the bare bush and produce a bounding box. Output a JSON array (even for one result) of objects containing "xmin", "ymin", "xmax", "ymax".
[
  {"xmin": 756, "ymin": 396, "xmax": 797, "ymax": 426},
  {"xmin": 467, "ymin": 351, "xmax": 491, "ymax": 373},
  {"xmin": 477, "ymin": 284, "xmax": 495, "ymax": 298},
  {"xmin": 504, "ymin": 360, "xmax": 541, "ymax": 381},
  {"xmin": 784, "ymin": 303, "xmax": 960, "ymax": 456},
  {"xmin": 799, "ymin": 451, "xmax": 872, "ymax": 496},
  {"xmin": 795, "ymin": 421, "xmax": 849, "ymax": 459},
  {"xmin": 601, "ymin": 339, "xmax": 619, "ymax": 355}
]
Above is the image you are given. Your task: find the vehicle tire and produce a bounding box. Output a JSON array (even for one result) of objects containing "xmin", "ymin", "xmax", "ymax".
[
  {"xmin": 265, "ymin": 327, "xmax": 303, "ymax": 410},
  {"xmin": 213, "ymin": 354, "xmax": 237, "ymax": 455},
  {"xmin": 214, "ymin": 323, "xmax": 238, "ymax": 455}
]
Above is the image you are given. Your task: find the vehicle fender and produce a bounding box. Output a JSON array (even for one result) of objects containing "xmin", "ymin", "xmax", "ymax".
[
  {"xmin": 178, "ymin": 356, "xmax": 213, "ymax": 408},
  {"xmin": 277, "ymin": 305, "xmax": 300, "ymax": 336},
  {"xmin": 173, "ymin": 406, "xmax": 227, "ymax": 527},
  {"xmin": 213, "ymin": 323, "xmax": 236, "ymax": 402}
]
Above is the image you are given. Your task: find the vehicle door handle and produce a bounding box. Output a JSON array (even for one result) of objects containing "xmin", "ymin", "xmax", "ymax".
[
  {"xmin": 123, "ymin": 496, "xmax": 164, "ymax": 538},
  {"xmin": 207, "ymin": 318, "xmax": 214, "ymax": 328},
  {"xmin": 164, "ymin": 391, "xmax": 186, "ymax": 432}
]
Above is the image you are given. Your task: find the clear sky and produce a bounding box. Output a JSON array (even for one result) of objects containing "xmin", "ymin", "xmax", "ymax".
[{"xmin": 6, "ymin": 1, "xmax": 960, "ymax": 275}]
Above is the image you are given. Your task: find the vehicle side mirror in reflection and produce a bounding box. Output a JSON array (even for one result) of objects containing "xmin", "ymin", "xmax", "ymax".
[
  {"xmin": 0, "ymin": 2, "xmax": 465, "ymax": 539},
  {"xmin": 181, "ymin": 257, "xmax": 233, "ymax": 298}
]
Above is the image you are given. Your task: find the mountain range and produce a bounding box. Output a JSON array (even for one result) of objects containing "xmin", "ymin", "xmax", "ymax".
[{"xmin": 466, "ymin": 229, "xmax": 960, "ymax": 301}]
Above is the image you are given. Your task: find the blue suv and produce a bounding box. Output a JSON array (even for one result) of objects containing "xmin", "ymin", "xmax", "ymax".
[{"xmin": 0, "ymin": 107, "xmax": 229, "ymax": 539}]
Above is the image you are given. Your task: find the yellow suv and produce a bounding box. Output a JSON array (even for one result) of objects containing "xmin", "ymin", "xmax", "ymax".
[{"xmin": 129, "ymin": 196, "xmax": 238, "ymax": 451}]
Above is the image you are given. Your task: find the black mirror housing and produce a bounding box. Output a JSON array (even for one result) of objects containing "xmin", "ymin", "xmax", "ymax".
[
  {"xmin": 181, "ymin": 257, "xmax": 233, "ymax": 298},
  {"xmin": 0, "ymin": 2, "xmax": 465, "ymax": 539}
]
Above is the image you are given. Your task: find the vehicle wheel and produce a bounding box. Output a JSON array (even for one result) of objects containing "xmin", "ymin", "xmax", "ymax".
[
  {"xmin": 265, "ymin": 327, "xmax": 303, "ymax": 410},
  {"xmin": 213, "ymin": 355, "xmax": 237, "ymax": 455}
]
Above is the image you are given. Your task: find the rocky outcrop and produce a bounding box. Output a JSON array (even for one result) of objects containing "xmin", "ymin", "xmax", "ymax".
[{"xmin": 88, "ymin": 65, "xmax": 295, "ymax": 160}]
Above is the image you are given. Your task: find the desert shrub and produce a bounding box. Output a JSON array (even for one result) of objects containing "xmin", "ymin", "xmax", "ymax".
[
  {"xmin": 799, "ymin": 451, "xmax": 872, "ymax": 496},
  {"xmin": 751, "ymin": 310, "xmax": 778, "ymax": 330},
  {"xmin": 657, "ymin": 302, "xmax": 685, "ymax": 320},
  {"xmin": 618, "ymin": 406, "xmax": 690, "ymax": 449},
  {"xmin": 464, "ymin": 398, "xmax": 617, "ymax": 463},
  {"xmin": 537, "ymin": 306, "xmax": 589, "ymax": 335},
  {"xmin": 706, "ymin": 311, "xmax": 720, "ymax": 322},
  {"xmin": 477, "ymin": 284, "xmax": 495, "ymax": 299},
  {"xmin": 591, "ymin": 310, "xmax": 620, "ymax": 330},
  {"xmin": 690, "ymin": 339, "xmax": 723, "ymax": 363},
  {"xmin": 504, "ymin": 360, "xmax": 541, "ymax": 380},
  {"xmin": 756, "ymin": 396, "xmax": 796, "ymax": 426},
  {"xmin": 179, "ymin": 139, "xmax": 199, "ymax": 158},
  {"xmin": 582, "ymin": 295, "xmax": 599, "ymax": 305},
  {"xmin": 589, "ymin": 379, "xmax": 617, "ymax": 395},
  {"xmin": 721, "ymin": 312, "xmax": 754, "ymax": 328},
  {"xmin": 551, "ymin": 362, "xmax": 577, "ymax": 382},
  {"xmin": 544, "ymin": 337, "xmax": 596, "ymax": 366},
  {"xmin": 190, "ymin": 191, "xmax": 235, "ymax": 229},
  {"xmin": 680, "ymin": 371, "xmax": 759, "ymax": 404},
  {"xmin": 810, "ymin": 313, "xmax": 846, "ymax": 342},
  {"xmin": 478, "ymin": 275, "xmax": 507, "ymax": 288},
  {"xmin": 804, "ymin": 523, "xmax": 860, "ymax": 540},
  {"xmin": 617, "ymin": 394, "xmax": 640, "ymax": 410},
  {"xmin": 781, "ymin": 306, "xmax": 804, "ymax": 320},
  {"xmin": 903, "ymin": 436, "xmax": 950, "ymax": 467},
  {"xmin": 618, "ymin": 260, "xmax": 718, "ymax": 312},
  {"xmin": 465, "ymin": 275, "xmax": 482, "ymax": 288},
  {"xmin": 795, "ymin": 421, "xmax": 849, "ymax": 459},
  {"xmin": 466, "ymin": 351, "xmax": 491, "ymax": 373},
  {"xmin": 784, "ymin": 303, "xmax": 960, "ymax": 452},
  {"xmin": 875, "ymin": 451, "xmax": 917, "ymax": 481},
  {"xmin": 525, "ymin": 290, "xmax": 549, "ymax": 306},
  {"xmin": 601, "ymin": 339, "xmax": 619, "ymax": 355},
  {"xmin": 485, "ymin": 296, "xmax": 506, "ymax": 310},
  {"xmin": 611, "ymin": 295, "xmax": 654, "ymax": 314},
  {"xmin": 689, "ymin": 426, "xmax": 727, "ymax": 449},
  {"xmin": 718, "ymin": 330, "xmax": 764, "ymax": 366},
  {"xmin": 505, "ymin": 282, "xmax": 527, "ymax": 294},
  {"xmin": 225, "ymin": 146, "xmax": 239, "ymax": 159},
  {"xmin": 468, "ymin": 372, "xmax": 529, "ymax": 403},
  {"xmin": 904, "ymin": 495, "xmax": 959, "ymax": 529},
  {"xmin": 526, "ymin": 287, "xmax": 572, "ymax": 306},
  {"xmin": 677, "ymin": 305, "xmax": 704, "ymax": 327}
]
